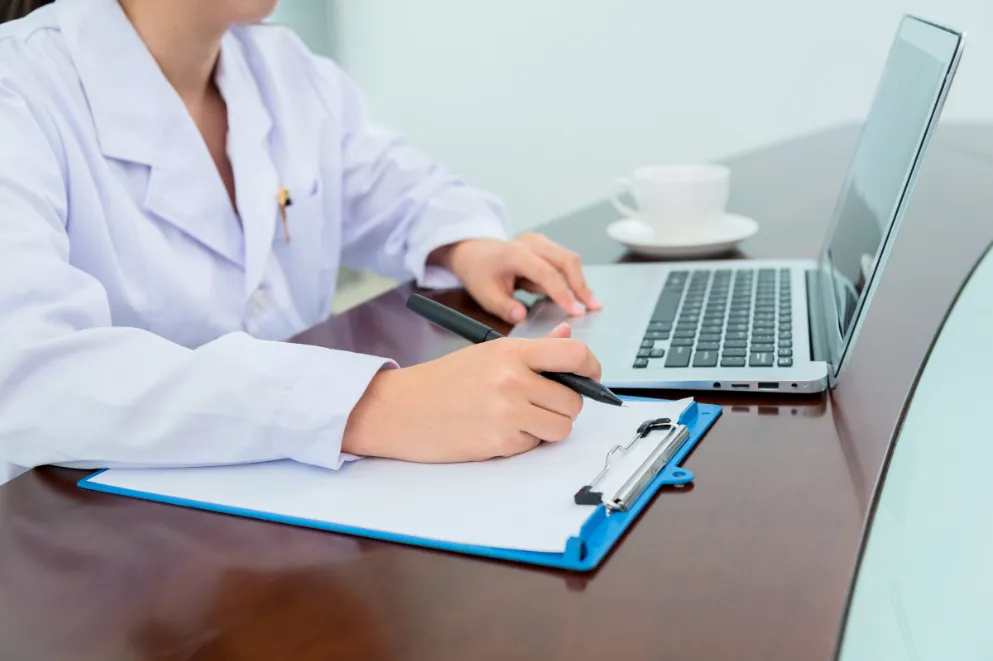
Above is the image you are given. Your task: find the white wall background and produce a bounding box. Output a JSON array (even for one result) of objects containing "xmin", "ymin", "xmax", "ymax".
[
  {"xmin": 268, "ymin": 0, "xmax": 334, "ymax": 56},
  {"xmin": 324, "ymin": 0, "xmax": 992, "ymax": 231}
]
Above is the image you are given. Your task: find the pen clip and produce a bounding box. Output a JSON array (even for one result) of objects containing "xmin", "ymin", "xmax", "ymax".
[{"xmin": 277, "ymin": 187, "xmax": 293, "ymax": 243}]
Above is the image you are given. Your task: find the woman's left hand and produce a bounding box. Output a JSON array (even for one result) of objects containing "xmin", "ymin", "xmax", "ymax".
[{"xmin": 436, "ymin": 234, "xmax": 603, "ymax": 324}]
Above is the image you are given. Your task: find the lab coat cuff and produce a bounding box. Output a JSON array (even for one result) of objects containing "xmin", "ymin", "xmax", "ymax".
[
  {"xmin": 279, "ymin": 347, "xmax": 397, "ymax": 470},
  {"xmin": 409, "ymin": 219, "xmax": 510, "ymax": 290}
]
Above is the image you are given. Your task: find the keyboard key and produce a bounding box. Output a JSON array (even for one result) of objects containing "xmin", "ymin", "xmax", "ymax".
[
  {"xmin": 647, "ymin": 321, "xmax": 672, "ymax": 331},
  {"xmin": 724, "ymin": 339, "xmax": 747, "ymax": 348},
  {"xmin": 650, "ymin": 348, "xmax": 666, "ymax": 358},
  {"xmin": 665, "ymin": 346, "xmax": 692, "ymax": 367},
  {"xmin": 779, "ymin": 322, "xmax": 793, "ymax": 331},
  {"xmin": 750, "ymin": 343, "xmax": 775, "ymax": 353},
  {"xmin": 780, "ymin": 340, "xmax": 793, "ymax": 349},
  {"xmin": 676, "ymin": 323, "xmax": 699, "ymax": 332},
  {"xmin": 700, "ymin": 325, "xmax": 723, "ymax": 335},
  {"xmin": 638, "ymin": 348, "xmax": 651, "ymax": 358},
  {"xmin": 674, "ymin": 329, "xmax": 696, "ymax": 338},
  {"xmin": 722, "ymin": 348, "xmax": 746, "ymax": 357},
  {"xmin": 696, "ymin": 342, "xmax": 720, "ymax": 351},
  {"xmin": 721, "ymin": 357, "xmax": 746, "ymax": 367},
  {"xmin": 651, "ymin": 290, "xmax": 683, "ymax": 323},
  {"xmin": 728, "ymin": 313, "xmax": 750, "ymax": 323},
  {"xmin": 779, "ymin": 331, "xmax": 793, "ymax": 341},
  {"xmin": 698, "ymin": 333, "xmax": 722, "ymax": 343},
  {"xmin": 726, "ymin": 331, "xmax": 748, "ymax": 341},
  {"xmin": 693, "ymin": 350, "xmax": 719, "ymax": 367},
  {"xmin": 671, "ymin": 337, "xmax": 695, "ymax": 347},
  {"xmin": 778, "ymin": 358, "xmax": 793, "ymax": 367},
  {"xmin": 778, "ymin": 348, "xmax": 793, "ymax": 357},
  {"xmin": 726, "ymin": 323, "xmax": 749, "ymax": 333},
  {"xmin": 645, "ymin": 331, "xmax": 669, "ymax": 339},
  {"xmin": 753, "ymin": 321, "xmax": 774, "ymax": 330},
  {"xmin": 751, "ymin": 334, "xmax": 775, "ymax": 343},
  {"xmin": 641, "ymin": 339, "xmax": 655, "ymax": 349},
  {"xmin": 750, "ymin": 352, "xmax": 774, "ymax": 367},
  {"xmin": 633, "ymin": 358, "xmax": 649, "ymax": 368}
]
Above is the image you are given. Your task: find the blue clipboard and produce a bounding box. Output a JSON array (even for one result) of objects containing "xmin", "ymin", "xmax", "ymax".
[{"xmin": 79, "ymin": 397, "xmax": 720, "ymax": 572}]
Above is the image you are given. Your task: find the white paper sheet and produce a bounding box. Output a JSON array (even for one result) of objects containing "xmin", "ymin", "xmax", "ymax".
[{"xmin": 87, "ymin": 399, "xmax": 692, "ymax": 553}]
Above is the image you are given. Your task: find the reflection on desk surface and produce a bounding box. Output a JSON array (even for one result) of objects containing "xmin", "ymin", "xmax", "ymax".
[{"xmin": 837, "ymin": 244, "xmax": 993, "ymax": 660}]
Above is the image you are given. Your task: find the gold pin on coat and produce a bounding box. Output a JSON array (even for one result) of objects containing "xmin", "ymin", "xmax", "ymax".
[{"xmin": 277, "ymin": 187, "xmax": 293, "ymax": 243}]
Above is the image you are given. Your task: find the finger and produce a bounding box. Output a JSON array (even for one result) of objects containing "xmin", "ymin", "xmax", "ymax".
[
  {"xmin": 471, "ymin": 276, "xmax": 528, "ymax": 324},
  {"xmin": 514, "ymin": 432, "xmax": 543, "ymax": 456},
  {"xmin": 521, "ymin": 370, "xmax": 585, "ymax": 420},
  {"xmin": 512, "ymin": 250, "xmax": 584, "ymax": 316},
  {"xmin": 516, "ymin": 338, "xmax": 602, "ymax": 381},
  {"xmin": 543, "ymin": 322, "xmax": 571, "ymax": 339},
  {"xmin": 523, "ymin": 235, "xmax": 602, "ymax": 310},
  {"xmin": 519, "ymin": 402, "xmax": 574, "ymax": 442}
]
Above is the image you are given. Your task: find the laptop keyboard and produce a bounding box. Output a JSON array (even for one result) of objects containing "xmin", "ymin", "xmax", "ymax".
[{"xmin": 634, "ymin": 268, "xmax": 795, "ymax": 369}]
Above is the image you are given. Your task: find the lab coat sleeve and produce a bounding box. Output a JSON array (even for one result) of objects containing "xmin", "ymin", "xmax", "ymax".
[
  {"xmin": 313, "ymin": 57, "xmax": 511, "ymax": 289},
  {"xmin": 0, "ymin": 83, "xmax": 390, "ymax": 472}
]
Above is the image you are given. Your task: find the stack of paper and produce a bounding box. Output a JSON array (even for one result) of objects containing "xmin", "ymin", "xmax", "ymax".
[{"xmin": 85, "ymin": 398, "xmax": 693, "ymax": 553}]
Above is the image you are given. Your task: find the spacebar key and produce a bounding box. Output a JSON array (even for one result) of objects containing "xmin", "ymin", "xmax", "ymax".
[
  {"xmin": 651, "ymin": 289, "xmax": 683, "ymax": 322},
  {"xmin": 664, "ymin": 345, "xmax": 692, "ymax": 367}
]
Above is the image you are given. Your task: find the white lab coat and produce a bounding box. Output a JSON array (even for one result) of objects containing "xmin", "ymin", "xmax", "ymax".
[{"xmin": 0, "ymin": 0, "xmax": 509, "ymax": 483}]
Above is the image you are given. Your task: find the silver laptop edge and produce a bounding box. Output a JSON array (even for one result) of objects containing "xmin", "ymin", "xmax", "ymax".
[{"xmin": 510, "ymin": 16, "xmax": 965, "ymax": 395}]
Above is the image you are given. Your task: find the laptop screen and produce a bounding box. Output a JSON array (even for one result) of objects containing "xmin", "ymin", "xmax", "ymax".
[{"xmin": 820, "ymin": 17, "xmax": 962, "ymax": 371}]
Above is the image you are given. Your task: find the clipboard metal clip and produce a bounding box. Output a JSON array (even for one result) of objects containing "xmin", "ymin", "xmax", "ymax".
[{"xmin": 574, "ymin": 417, "xmax": 690, "ymax": 514}]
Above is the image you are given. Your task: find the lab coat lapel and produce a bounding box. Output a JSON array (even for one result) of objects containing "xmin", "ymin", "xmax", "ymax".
[
  {"xmin": 58, "ymin": 0, "xmax": 245, "ymax": 267},
  {"xmin": 216, "ymin": 34, "xmax": 279, "ymax": 299}
]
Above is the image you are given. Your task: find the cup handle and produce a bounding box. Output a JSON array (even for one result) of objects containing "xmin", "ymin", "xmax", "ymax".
[{"xmin": 610, "ymin": 178, "xmax": 641, "ymax": 218}]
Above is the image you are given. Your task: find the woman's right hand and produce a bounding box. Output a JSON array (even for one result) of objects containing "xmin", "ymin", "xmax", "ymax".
[{"xmin": 341, "ymin": 323, "xmax": 601, "ymax": 463}]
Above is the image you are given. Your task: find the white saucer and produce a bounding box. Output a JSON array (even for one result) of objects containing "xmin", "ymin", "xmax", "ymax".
[{"xmin": 606, "ymin": 213, "xmax": 759, "ymax": 259}]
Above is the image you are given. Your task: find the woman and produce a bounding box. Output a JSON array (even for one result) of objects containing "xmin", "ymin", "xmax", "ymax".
[{"xmin": 0, "ymin": 0, "xmax": 603, "ymax": 481}]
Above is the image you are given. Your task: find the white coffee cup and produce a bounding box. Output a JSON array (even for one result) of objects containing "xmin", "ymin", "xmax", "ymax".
[{"xmin": 610, "ymin": 164, "xmax": 731, "ymax": 232}]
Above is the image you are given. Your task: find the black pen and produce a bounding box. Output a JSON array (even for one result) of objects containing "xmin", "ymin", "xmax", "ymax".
[{"xmin": 406, "ymin": 294, "xmax": 624, "ymax": 407}]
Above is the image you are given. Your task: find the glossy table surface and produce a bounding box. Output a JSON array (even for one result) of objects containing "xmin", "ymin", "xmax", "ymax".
[{"xmin": 1, "ymin": 123, "xmax": 991, "ymax": 661}]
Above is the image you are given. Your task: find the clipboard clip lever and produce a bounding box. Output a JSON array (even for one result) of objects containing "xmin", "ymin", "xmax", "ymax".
[{"xmin": 574, "ymin": 417, "xmax": 672, "ymax": 508}]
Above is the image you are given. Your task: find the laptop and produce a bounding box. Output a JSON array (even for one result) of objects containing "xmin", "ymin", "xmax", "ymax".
[{"xmin": 510, "ymin": 15, "xmax": 964, "ymax": 394}]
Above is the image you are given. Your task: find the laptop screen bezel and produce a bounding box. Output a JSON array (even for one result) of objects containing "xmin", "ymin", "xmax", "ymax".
[{"xmin": 814, "ymin": 15, "xmax": 964, "ymax": 384}]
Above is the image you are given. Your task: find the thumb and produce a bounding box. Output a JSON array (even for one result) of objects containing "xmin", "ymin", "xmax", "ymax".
[{"xmin": 544, "ymin": 322, "xmax": 572, "ymax": 339}]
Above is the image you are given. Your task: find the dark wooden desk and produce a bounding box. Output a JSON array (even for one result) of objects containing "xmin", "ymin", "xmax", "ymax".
[{"xmin": 1, "ymin": 124, "xmax": 990, "ymax": 661}]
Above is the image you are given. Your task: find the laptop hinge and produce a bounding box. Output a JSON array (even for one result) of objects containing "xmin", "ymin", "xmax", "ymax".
[{"xmin": 806, "ymin": 269, "xmax": 829, "ymax": 363}]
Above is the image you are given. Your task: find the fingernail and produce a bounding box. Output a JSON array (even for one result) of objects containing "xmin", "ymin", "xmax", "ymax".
[
  {"xmin": 589, "ymin": 295, "xmax": 604, "ymax": 309},
  {"xmin": 570, "ymin": 302, "xmax": 586, "ymax": 316},
  {"xmin": 511, "ymin": 307, "xmax": 526, "ymax": 322}
]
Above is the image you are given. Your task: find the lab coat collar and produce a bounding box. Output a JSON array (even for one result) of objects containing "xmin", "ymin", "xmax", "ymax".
[
  {"xmin": 57, "ymin": 0, "xmax": 168, "ymax": 166},
  {"xmin": 216, "ymin": 32, "xmax": 280, "ymax": 298},
  {"xmin": 58, "ymin": 0, "xmax": 277, "ymax": 274}
]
